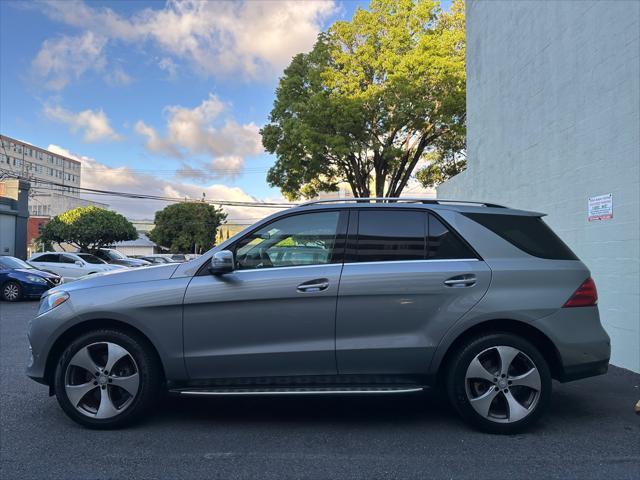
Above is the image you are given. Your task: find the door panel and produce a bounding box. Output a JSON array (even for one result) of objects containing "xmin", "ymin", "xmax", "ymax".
[
  {"xmin": 335, "ymin": 209, "xmax": 491, "ymax": 375},
  {"xmin": 336, "ymin": 259, "xmax": 491, "ymax": 374},
  {"xmin": 183, "ymin": 264, "xmax": 342, "ymax": 379},
  {"xmin": 182, "ymin": 209, "xmax": 347, "ymax": 380}
]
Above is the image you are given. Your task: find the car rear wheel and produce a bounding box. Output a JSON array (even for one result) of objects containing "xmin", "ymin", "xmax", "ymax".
[
  {"xmin": 446, "ymin": 333, "xmax": 551, "ymax": 434},
  {"xmin": 54, "ymin": 329, "xmax": 161, "ymax": 429},
  {"xmin": 1, "ymin": 281, "xmax": 22, "ymax": 301}
]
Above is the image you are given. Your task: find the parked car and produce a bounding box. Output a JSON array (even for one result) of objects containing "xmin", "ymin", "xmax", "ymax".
[
  {"xmin": 27, "ymin": 199, "xmax": 610, "ymax": 433},
  {"xmin": 138, "ymin": 255, "xmax": 176, "ymax": 264},
  {"xmin": 93, "ymin": 249, "xmax": 150, "ymax": 268},
  {"xmin": 0, "ymin": 256, "xmax": 62, "ymax": 301},
  {"xmin": 28, "ymin": 252, "xmax": 126, "ymax": 281}
]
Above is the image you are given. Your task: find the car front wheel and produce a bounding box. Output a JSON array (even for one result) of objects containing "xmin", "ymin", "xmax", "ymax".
[
  {"xmin": 446, "ymin": 333, "xmax": 551, "ymax": 434},
  {"xmin": 54, "ymin": 329, "xmax": 161, "ymax": 429},
  {"xmin": 1, "ymin": 281, "xmax": 22, "ymax": 301}
]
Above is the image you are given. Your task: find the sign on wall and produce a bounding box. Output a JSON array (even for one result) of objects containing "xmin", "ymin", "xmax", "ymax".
[{"xmin": 588, "ymin": 193, "xmax": 613, "ymax": 221}]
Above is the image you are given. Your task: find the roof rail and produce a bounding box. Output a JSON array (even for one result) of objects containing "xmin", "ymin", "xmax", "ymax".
[{"xmin": 299, "ymin": 197, "xmax": 506, "ymax": 208}]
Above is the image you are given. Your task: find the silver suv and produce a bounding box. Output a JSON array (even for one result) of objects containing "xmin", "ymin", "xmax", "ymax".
[{"xmin": 27, "ymin": 199, "xmax": 610, "ymax": 434}]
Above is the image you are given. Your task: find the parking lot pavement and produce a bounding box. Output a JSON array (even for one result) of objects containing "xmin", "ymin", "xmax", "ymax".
[{"xmin": 1, "ymin": 301, "xmax": 638, "ymax": 480}]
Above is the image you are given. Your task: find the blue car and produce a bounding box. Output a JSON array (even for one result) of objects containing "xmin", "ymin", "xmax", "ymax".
[{"xmin": 0, "ymin": 256, "xmax": 62, "ymax": 302}]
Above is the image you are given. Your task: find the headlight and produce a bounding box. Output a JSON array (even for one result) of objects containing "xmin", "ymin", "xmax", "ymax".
[
  {"xmin": 37, "ymin": 291, "xmax": 69, "ymax": 316},
  {"xmin": 26, "ymin": 274, "xmax": 48, "ymax": 284}
]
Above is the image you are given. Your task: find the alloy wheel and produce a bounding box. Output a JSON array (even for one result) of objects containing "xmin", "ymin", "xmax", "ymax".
[
  {"xmin": 3, "ymin": 283, "xmax": 20, "ymax": 301},
  {"xmin": 64, "ymin": 342, "xmax": 140, "ymax": 419},
  {"xmin": 464, "ymin": 345, "xmax": 542, "ymax": 423}
]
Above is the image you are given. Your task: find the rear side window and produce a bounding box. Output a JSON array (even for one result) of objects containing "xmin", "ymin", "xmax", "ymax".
[
  {"xmin": 356, "ymin": 211, "xmax": 425, "ymax": 262},
  {"xmin": 463, "ymin": 213, "xmax": 578, "ymax": 260},
  {"xmin": 428, "ymin": 214, "xmax": 477, "ymax": 260}
]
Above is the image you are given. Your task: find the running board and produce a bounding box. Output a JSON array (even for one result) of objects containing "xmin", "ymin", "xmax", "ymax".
[{"xmin": 170, "ymin": 385, "xmax": 425, "ymax": 397}]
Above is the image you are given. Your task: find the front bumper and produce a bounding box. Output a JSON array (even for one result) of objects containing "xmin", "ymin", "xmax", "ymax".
[
  {"xmin": 535, "ymin": 306, "xmax": 611, "ymax": 382},
  {"xmin": 26, "ymin": 299, "xmax": 76, "ymax": 385},
  {"xmin": 22, "ymin": 283, "xmax": 52, "ymax": 299}
]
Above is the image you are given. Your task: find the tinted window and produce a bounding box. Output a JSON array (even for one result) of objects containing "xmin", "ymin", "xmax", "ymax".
[
  {"xmin": 428, "ymin": 214, "xmax": 477, "ymax": 260},
  {"xmin": 356, "ymin": 211, "xmax": 425, "ymax": 262},
  {"xmin": 77, "ymin": 254, "xmax": 105, "ymax": 264},
  {"xmin": 34, "ymin": 254, "xmax": 59, "ymax": 263},
  {"xmin": 60, "ymin": 255, "xmax": 78, "ymax": 264},
  {"xmin": 463, "ymin": 213, "xmax": 578, "ymax": 260},
  {"xmin": 235, "ymin": 211, "xmax": 340, "ymax": 269}
]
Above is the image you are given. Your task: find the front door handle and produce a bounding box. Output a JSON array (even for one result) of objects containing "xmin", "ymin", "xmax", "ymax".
[
  {"xmin": 444, "ymin": 274, "xmax": 476, "ymax": 287},
  {"xmin": 297, "ymin": 278, "xmax": 329, "ymax": 293}
]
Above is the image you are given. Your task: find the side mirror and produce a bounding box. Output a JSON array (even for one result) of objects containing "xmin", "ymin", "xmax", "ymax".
[
  {"xmin": 75, "ymin": 260, "xmax": 83, "ymax": 266},
  {"xmin": 209, "ymin": 250, "xmax": 235, "ymax": 275}
]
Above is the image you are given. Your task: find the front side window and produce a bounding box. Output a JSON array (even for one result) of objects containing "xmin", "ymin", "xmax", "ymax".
[
  {"xmin": 35, "ymin": 254, "xmax": 59, "ymax": 263},
  {"xmin": 60, "ymin": 255, "xmax": 78, "ymax": 264},
  {"xmin": 234, "ymin": 211, "xmax": 340, "ymax": 270},
  {"xmin": 356, "ymin": 210, "xmax": 426, "ymax": 263}
]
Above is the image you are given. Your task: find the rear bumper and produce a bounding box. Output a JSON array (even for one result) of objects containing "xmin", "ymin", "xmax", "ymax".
[
  {"xmin": 536, "ymin": 306, "xmax": 611, "ymax": 382},
  {"xmin": 559, "ymin": 360, "xmax": 609, "ymax": 382}
]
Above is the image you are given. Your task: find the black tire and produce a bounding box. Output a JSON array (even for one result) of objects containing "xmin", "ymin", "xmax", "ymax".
[
  {"xmin": 1, "ymin": 281, "xmax": 22, "ymax": 302},
  {"xmin": 446, "ymin": 332, "xmax": 551, "ymax": 434},
  {"xmin": 54, "ymin": 329, "xmax": 162, "ymax": 429}
]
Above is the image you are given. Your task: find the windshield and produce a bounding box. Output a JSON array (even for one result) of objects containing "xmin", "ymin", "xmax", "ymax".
[
  {"xmin": 77, "ymin": 254, "xmax": 106, "ymax": 264},
  {"xmin": 105, "ymin": 250, "xmax": 126, "ymax": 260},
  {"xmin": 0, "ymin": 256, "xmax": 34, "ymax": 269}
]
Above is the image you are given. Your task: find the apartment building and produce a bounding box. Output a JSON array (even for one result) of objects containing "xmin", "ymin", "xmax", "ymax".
[{"xmin": 0, "ymin": 134, "xmax": 106, "ymax": 216}]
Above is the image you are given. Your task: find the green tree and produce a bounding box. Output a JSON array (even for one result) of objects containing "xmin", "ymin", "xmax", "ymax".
[
  {"xmin": 261, "ymin": 0, "xmax": 466, "ymax": 200},
  {"xmin": 38, "ymin": 206, "xmax": 137, "ymax": 252},
  {"xmin": 149, "ymin": 202, "xmax": 227, "ymax": 254},
  {"xmin": 415, "ymin": 128, "xmax": 467, "ymax": 188}
]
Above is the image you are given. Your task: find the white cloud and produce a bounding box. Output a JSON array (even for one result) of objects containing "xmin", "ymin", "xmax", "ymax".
[
  {"xmin": 44, "ymin": 104, "xmax": 121, "ymax": 142},
  {"xmin": 105, "ymin": 66, "xmax": 133, "ymax": 86},
  {"xmin": 135, "ymin": 94, "xmax": 263, "ymax": 177},
  {"xmin": 158, "ymin": 57, "xmax": 178, "ymax": 80},
  {"xmin": 47, "ymin": 144, "xmax": 285, "ymax": 221},
  {"xmin": 40, "ymin": 0, "xmax": 337, "ymax": 82},
  {"xmin": 32, "ymin": 31, "xmax": 107, "ymax": 90}
]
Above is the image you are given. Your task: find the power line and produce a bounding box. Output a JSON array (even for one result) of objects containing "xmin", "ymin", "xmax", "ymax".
[{"xmin": 0, "ymin": 168, "xmax": 295, "ymax": 209}]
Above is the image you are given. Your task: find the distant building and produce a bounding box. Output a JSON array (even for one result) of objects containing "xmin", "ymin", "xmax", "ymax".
[
  {"xmin": 0, "ymin": 178, "xmax": 29, "ymax": 259},
  {"xmin": 0, "ymin": 134, "xmax": 107, "ymax": 216},
  {"xmin": 113, "ymin": 232, "xmax": 157, "ymax": 257},
  {"xmin": 26, "ymin": 216, "xmax": 49, "ymax": 257},
  {"xmin": 438, "ymin": 1, "xmax": 640, "ymax": 372}
]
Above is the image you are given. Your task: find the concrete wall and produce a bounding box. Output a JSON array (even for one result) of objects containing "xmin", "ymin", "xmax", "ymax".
[
  {"xmin": 0, "ymin": 179, "xmax": 30, "ymax": 259},
  {"xmin": 439, "ymin": 1, "xmax": 640, "ymax": 371}
]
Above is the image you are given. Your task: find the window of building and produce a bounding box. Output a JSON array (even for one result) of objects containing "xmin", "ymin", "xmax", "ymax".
[
  {"xmin": 427, "ymin": 214, "xmax": 477, "ymax": 260},
  {"xmin": 356, "ymin": 210, "xmax": 426, "ymax": 263},
  {"xmin": 234, "ymin": 211, "xmax": 340, "ymax": 270}
]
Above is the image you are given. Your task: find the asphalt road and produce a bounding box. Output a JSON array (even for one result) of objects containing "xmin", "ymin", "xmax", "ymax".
[{"xmin": 1, "ymin": 301, "xmax": 639, "ymax": 480}]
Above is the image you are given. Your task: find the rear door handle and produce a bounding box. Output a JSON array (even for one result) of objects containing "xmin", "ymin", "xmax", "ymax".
[
  {"xmin": 297, "ymin": 278, "xmax": 329, "ymax": 293},
  {"xmin": 444, "ymin": 274, "xmax": 476, "ymax": 287}
]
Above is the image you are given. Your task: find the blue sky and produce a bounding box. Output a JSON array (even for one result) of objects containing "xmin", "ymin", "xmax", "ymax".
[{"xmin": 0, "ymin": 0, "xmax": 451, "ymax": 219}]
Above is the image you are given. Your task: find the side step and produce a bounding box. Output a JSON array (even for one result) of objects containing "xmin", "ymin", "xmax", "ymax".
[{"xmin": 170, "ymin": 385, "xmax": 425, "ymax": 397}]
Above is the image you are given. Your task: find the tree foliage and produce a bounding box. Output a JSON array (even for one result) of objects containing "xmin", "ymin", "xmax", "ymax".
[
  {"xmin": 149, "ymin": 202, "xmax": 227, "ymax": 254},
  {"xmin": 261, "ymin": 0, "xmax": 466, "ymax": 199},
  {"xmin": 38, "ymin": 206, "xmax": 137, "ymax": 252}
]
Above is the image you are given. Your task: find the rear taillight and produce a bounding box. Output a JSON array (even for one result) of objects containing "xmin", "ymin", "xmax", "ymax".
[{"xmin": 563, "ymin": 277, "xmax": 598, "ymax": 308}]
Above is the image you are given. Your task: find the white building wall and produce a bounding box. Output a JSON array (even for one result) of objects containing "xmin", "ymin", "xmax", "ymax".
[{"xmin": 438, "ymin": 1, "xmax": 640, "ymax": 371}]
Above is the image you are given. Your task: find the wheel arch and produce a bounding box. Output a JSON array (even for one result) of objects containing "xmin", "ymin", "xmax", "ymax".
[
  {"xmin": 434, "ymin": 319, "xmax": 563, "ymax": 385},
  {"xmin": 44, "ymin": 318, "xmax": 166, "ymax": 392}
]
